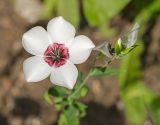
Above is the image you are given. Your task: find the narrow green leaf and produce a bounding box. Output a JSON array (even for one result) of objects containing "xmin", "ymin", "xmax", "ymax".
[
  {"xmin": 54, "ymin": 97, "xmax": 69, "ymax": 111},
  {"xmin": 75, "ymin": 102, "xmax": 87, "ymax": 117},
  {"xmin": 119, "ymin": 46, "xmax": 135, "ymax": 57},
  {"xmin": 59, "ymin": 105, "xmax": 80, "ymax": 125},
  {"xmin": 73, "ymin": 84, "xmax": 88, "ymax": 99},
  {"xmin": 48, "ymin": 86, "xmax": 68, "ymax": 97},
  {"xmin": 58, "ymin": 113, "xmax": 68, "ymax": 125},
  {"xmin": 43, "ymin": 91, "xmax": 53, "ymax": 105}
]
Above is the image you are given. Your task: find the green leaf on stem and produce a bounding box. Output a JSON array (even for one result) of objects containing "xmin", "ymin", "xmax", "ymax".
[
  {"xmin": 48, "ymin": 86, "xmax": 68, "ymax": 97},
  {"xmin": 72, "ymin": 83, "xmax": 88, "ymax": 99},
  {"xmin": 118, "ymin": 45, "xmax": 138, "ymax": 57},
  {"xmin": 43, "ymin": 91, "xmax": 54, "ymax": 105},
  {"xmin": 119, "ymin": 47, "xmax": 134, "ymax": 56},
  {"xmin": 59, "ymin": 105, "xmax": 80, "ymax": 125},
  {"xmin": 75, "ymin": 102, "xmax": 87, "ymax": 117},
  {"xmin": 58, "ymin": 113, "xmax": 68, "ymax": 125},
  {"xmin": 43, "ymin": 86, "xmax": 69, "ymax": 110},
  {"xmin": 54, "ymin": 97, "xmax": 70, "ymax": 111},
  {"xmin": 90, "ymin": 67, "xmax": 120, "ymax": 77}
]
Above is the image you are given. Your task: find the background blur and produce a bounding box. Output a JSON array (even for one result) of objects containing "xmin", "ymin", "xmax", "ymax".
[{"xmin": 0, "ymin": 0, "xmax": 160, "ymax": 125}]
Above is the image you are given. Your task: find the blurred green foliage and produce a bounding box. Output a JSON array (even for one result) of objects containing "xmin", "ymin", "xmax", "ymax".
[
  {"xmin": 119, "ymin": 40, "xmax": 160, "ymax": 125},
  {"xmin": 42, "ymin": 0, "xmax": 129, "ymax": 36},
  {"xmin": 119, "ymin": 0, "xmax": 160, "ymax": 124},
  {"xmin": 119, "ymin": 44, "xmax": 155, "ymax": 125},
  {"xmin": 83, "ymin": 0, "xmax": 129, "ymax": 36},
  {"xmin": 83, "ymin": 0, "xmax": 129, "ymax": 26}
]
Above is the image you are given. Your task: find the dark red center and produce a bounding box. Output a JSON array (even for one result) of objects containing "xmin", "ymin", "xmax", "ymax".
[{"xmin": 44, "ymin": 43, "xmax": 69, "ymax": 67}]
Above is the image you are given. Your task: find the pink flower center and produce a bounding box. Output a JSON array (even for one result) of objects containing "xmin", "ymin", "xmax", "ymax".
[{"xmin": 44, "ymin": 43, "xmax": 69, "ymax": 67}]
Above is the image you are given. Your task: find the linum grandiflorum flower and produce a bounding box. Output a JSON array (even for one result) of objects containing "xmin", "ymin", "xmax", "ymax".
[{"xmin": 22, "ymin": 16, "xmax": 95, "ymax": 89}]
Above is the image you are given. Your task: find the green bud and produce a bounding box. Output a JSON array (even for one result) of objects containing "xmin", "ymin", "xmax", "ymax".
[{"xmin": 115, "ymin": 38, "xmax": 124, "ymax": 55}]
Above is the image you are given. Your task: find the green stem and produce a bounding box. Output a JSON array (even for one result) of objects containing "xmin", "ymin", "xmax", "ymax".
[{"xmin": 69, "ymin": 69, "xmax": 92, "ymax": 100}]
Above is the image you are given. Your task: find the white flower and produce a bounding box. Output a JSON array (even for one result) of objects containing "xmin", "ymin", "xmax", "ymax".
[{"xmin": 22, "ymin": 16, "xmax": 95, "ymax": 89}]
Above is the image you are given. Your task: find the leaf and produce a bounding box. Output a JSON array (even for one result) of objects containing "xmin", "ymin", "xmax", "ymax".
[
  {"xmin": 59, "ymin": 105, "xmax": 80, "ymax": 125},
  {"xmin": 54, "ymin": 97, "xmax": 65, "ymax": 111},
  {"xmin": 57, "ymin": 0, "xmax": 80, "ymax": 28},
  {"xmin": 44, "ymin": 86, "xmax": 69, "ymax": 110},
  {"xmin": 75, "ymin": 102, "xmax": 87, "ymax": 117},
  {"xmin": 58, "ymin": 113, "xmax": 68, "ymax": 125},
  {"xmin": 118, "ymin": 45, "xmax": 138, "ymax": 57},
  {"xmin": 73, "ymin": 83, "xmax": 88, "ymax": 99},
  {"xmin": 90, "ymin": 67, "xmax": 120, "ymax": 77},
  {"xmin": 48, "ymin": 86, "xmax": 68, "ymax": 97},
  {"xmin": 43, "ymin": 91, "xmax": 54, "ymax": 105}
]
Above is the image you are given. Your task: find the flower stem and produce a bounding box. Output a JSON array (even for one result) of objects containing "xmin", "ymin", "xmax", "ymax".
[{"xmin": 69, "ymin": 69, "xmax": 92, "ymax": 100}]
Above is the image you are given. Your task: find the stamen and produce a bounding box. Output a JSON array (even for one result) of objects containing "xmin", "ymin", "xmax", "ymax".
[{"xmin": 44, "ymin": 43, "xmax": 69, "ymax": 67}]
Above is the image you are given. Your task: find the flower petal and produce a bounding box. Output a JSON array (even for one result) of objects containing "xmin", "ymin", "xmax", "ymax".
[
  {"xmin": 50, "ymin": 61, "xmax": 78, "ymax": 89},
  {"xmin": 22, "ymin": 26, "xmax": 50, "ymax": 55},
  {"xmin": 23, "ymin": 56, "xmax": 51, "ymax": 82},
  {"xmin": 47, "ymin": 16, "xmax": 75, "ymax": 44},
  {"xmin": 68, "ymin": 35, "xmax": 95, "ymax": 64}
]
